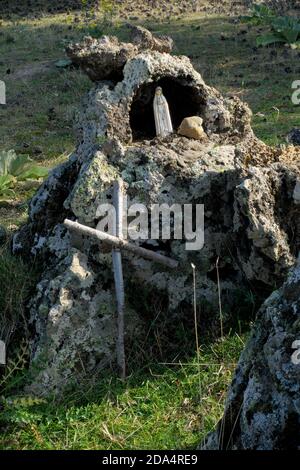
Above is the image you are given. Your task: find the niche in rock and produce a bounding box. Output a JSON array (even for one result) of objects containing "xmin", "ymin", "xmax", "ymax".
[{"xmin": 129, "ymin": 76, "xmax": 205, "ymax": 141}]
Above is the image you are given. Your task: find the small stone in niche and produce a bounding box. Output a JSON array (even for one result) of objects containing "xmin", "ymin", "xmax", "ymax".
[{"xmin": 178, "ymin": 116, "xmax": 208, "ymax": 140}]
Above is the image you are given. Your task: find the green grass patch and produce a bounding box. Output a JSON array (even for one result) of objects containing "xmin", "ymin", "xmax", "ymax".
[
  {"xmin": 0, "ymin": 333, "xmax": 245, "ymax": 450},
  {"xmin": 0, "ymin": 244, "xmax": 38, "ymax": 345}
]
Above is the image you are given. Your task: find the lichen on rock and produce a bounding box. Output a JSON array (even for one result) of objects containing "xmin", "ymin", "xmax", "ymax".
[
  {"xmin": 202, "ymin": 256, "xmax": 300, "ymax": 450},
  {"xmin": 66, "ymin": 25, "xmax": 174, "ymax": 82},
  {"xmin": 13, "ymin": 28, "xmax": 300, "ymax": 400}
]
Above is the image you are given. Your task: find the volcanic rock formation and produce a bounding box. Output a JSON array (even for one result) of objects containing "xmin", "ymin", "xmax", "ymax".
[{"xmin": 13, "ymin": 29, "xmax": 300, "ymax": 403}]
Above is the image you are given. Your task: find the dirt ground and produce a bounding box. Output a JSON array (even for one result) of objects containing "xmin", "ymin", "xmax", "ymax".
[{"xmin": 0, "ymin": 0, "xmax": 298, "ymax": 20}]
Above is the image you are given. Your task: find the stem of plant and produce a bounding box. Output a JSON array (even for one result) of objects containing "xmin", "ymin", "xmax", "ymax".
[
  {"xmin": 216, "ymin": 256, "xmax": 225, "ymax": 450},
  {"xmin": 216, "ymin": 257, "xmax": 224, "ymax": 342},
  {"xmin": 191, "ymin": 263, "xmax": 202, "ymax": 407}
]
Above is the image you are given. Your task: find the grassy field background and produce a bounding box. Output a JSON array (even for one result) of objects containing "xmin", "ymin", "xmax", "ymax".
[{"xmin": 0, "ymin": 1, "xmax": 299, "ymax": 450}]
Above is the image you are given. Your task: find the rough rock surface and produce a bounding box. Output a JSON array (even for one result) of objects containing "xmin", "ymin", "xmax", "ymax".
[
  {"xmin": 70, "ymin": 48, "xmax": 253, "ymax": 145},
  {"xmin": 66, "ymin": 26, "xmax": 173, "ymax": 81},
  {"xmin": 131, "ymin": 25, "xmax": 173, "ymax": 53},
  {"xmin": 14, "ymin": 30, "xmax": 300, "ymax": 395},
  {"xmin": 66, "ymin": 35, "xmax": 138, "ymax": 82},
  {"xmin": 287, "ymin": 128, "xmax": 300, "ymax": 146},
  {"xmin": 178, "ymin": 116, "xmax": 207, "ymax": 140},
  {"xmin": 27, "ymin": 248, "xmax": 140, "ymax": 394},
  {"xmin": 202, "ymin": 256, "xmax": 300, "ymax": 450}
]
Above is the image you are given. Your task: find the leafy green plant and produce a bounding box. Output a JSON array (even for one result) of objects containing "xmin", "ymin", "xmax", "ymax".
[
  {"xmin": 257, "ymin": 15, "xmax": 300, "ymax": 46},
  {"xmin": 0, "ymin": 175, "xmax": 15, "ymax": 198},
  {"xmin": 0, "ymin": 150, "xmax": 48, "ymax": 198},
  {"xmin": 0, "ymin": 395, "xmax": 46, "ymax": 425},
  {"xmin": 243, "ymin": 4, "xmax": 300, "ymax": 48},
  {"xmin": 0, "ymin": 339, "xmax": 29, "ymax": 395},
  {"xmin": 242, "ymin": 4, "xmax": 276, "ymax": 25}
]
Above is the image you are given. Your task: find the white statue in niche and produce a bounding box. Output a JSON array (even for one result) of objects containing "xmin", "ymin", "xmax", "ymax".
[{"xmin": 153, "ymin": 86, "xmax": 173, "ymax": 137}]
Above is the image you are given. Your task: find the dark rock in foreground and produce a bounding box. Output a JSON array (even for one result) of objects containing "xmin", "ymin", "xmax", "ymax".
[
  {"xmin": 202, "ymin": 257, "xmax": 300, "ymax": 450},
  {"xmin": 287, "ymin": 128, "xmax": 300, "ymax": 146}
]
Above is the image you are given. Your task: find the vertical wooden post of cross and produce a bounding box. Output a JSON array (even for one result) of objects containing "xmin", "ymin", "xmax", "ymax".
[
  {"xmin": 63, "ymin": 188, "xmax": 179, "ymax": 380},
  {"xmin": 112, "ymin": 179, "xmax": 126, "ymax": 380}
]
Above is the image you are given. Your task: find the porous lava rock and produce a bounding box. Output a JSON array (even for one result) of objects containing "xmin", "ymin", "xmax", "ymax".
[{"xmin": 14, "ymin": 29, "xmax": 300, "ymax": 396}]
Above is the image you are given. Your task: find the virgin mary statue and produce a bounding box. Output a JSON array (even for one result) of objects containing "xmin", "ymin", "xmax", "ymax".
[{"xmin": 153, "ymin": 87, "xmax": 173, "ymax": 138}]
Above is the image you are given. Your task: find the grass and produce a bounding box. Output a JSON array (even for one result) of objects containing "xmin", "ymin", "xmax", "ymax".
[
  {"xmin": 0, "ymin": 4, "xmax": 299, "ymax": 450},
  {"xmin": 0, "ymin": 244, "xmax": 38, "ymax": 348},
  {"xmin": 0, "ymin": 334, "xmax": 245, "ymax": 450}
]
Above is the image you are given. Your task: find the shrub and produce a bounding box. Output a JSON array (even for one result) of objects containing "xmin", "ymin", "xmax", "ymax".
[{"xmin": 257, "ymin": 15, "xmax": 300, "ymax": 46}]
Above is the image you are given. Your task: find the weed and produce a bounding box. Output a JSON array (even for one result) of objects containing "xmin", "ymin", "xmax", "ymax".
[
  {"xmin": 0, "ymin": 150, "xmax": 48, "ymax": 199},
  {"xmin": 257, "ymin": 15, "xmax": 300, "ymax": 47},
  {"xmin": 242, "ymin": 4, "xmax": 276, "ymax": 25}
]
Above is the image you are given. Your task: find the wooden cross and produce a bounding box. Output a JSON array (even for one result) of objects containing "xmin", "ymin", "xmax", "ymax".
[{"xmin": 64, "ymin": 180, "xmax": 178, "ymax": 379}]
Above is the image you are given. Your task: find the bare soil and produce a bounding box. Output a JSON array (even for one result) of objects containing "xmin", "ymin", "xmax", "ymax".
[{"xmin": 0, "ymin": 0, "xmax": 298, "ymax": 21}]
